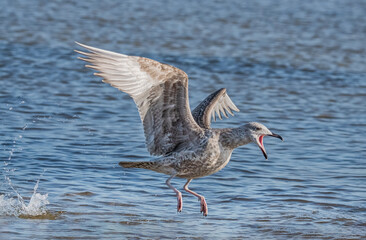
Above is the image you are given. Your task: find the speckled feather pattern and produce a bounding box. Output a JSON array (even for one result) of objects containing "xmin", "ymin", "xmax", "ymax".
[
  {"xmin": 76, "ymin": 42, "xmax": 281, "ymax": 216},
  {"xmin": 75, "ymin": 42, "xmax": 260, "ymax": 179},
  {"xmin": 120, "ymin": 126, "xmax": 253, "ymax": 179}
]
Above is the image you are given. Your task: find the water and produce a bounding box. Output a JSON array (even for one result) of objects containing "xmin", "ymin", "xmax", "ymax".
[{"xmin": 1, "ymin": 0, "xmax": 365, "ymax": 239}]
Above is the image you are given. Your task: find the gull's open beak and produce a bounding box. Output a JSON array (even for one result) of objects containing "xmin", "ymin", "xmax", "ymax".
[
  {"xmin": 259, "ymin": 145, "xmax": 267, "ymax": 159},
  {"xmin": 257, "ymin": 133, "xmax": 283, "ymax": 160},
  {"xmin": 257, "ymin": 135, "xmax": 267, "ymax": 159},
  {"xmin": 268, "ymin": 133, "xmax": 284, "ymax": 141}
]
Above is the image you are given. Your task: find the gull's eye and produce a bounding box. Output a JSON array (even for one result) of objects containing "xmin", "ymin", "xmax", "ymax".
[{"xmin": 254, "ymin": 127, "xmax": 261, "ymax": 131}]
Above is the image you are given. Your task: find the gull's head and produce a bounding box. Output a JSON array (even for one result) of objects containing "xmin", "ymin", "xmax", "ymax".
[{"xmin": 245, "ymin": 122, "xmax": 283, "ymax": 160}]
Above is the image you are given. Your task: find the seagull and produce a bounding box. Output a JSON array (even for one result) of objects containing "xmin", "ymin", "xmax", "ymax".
[{"xmin": 75, "ymin": 42, "xmax": 283, "ymax": 216}]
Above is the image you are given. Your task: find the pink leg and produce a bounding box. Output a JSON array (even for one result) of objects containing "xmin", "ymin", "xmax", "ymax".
[
  {"xmin": 183, "ymin": 179, "xmax": 208, "ymax": 216},
  {"xmin": 166, "ymin": 175, "xmax": 182, "ymax": 213}
]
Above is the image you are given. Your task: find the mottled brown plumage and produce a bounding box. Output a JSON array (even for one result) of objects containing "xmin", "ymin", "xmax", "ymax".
[{"xmin": 76, "ymin": 42, "xmax": 283, "ymax": 216}]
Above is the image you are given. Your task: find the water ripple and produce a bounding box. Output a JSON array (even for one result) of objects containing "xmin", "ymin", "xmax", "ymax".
[{"xmin": 1, "ymin": 0, "xmax": 366, "ymax": 239}]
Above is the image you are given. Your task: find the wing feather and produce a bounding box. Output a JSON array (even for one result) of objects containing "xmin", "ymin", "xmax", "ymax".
[
  {"xmin": 192, "ymin": 88, "xmax": 239, "ymax": 128},
  {"xmin": 75, "ymin": 42, "xmax": 203, "ymax": 155}
]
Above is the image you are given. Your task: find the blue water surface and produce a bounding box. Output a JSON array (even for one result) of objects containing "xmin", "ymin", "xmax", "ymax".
[{"xmin": 0, "ymin": 0, "xmax": 365, "ymax": 239}]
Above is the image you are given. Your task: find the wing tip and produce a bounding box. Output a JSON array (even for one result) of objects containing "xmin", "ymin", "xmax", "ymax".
[
  {"xmin": 74, "ymin": 41, "xmax": 129, "ymax": 58},
  {"xmin": 75, "ymin": 41, "xmax": 88, "ymax": 49},
  {"xmin": 74, "ymin": 49, "xmax": 88, "ymax": 55}
]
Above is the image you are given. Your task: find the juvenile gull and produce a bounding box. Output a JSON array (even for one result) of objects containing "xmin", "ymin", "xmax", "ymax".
[{"xmin": 75, "ymin": 42, "xmax": 283, "ymax": 216}]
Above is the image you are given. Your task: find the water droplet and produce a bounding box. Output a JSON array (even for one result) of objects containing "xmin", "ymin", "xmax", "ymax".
[{"xmin": 8, "ymin": 151, "xmax": 13, "ymax": 161}]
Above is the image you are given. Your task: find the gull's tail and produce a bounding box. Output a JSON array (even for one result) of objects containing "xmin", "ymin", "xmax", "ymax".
[{"xmin": 119, "ymin": 161, "xmax": 157, "ymax": 170}]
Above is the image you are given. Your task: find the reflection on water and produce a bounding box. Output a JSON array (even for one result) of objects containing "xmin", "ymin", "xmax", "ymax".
[{"xmin": 1, "ymin": 0, "xmax": 366, "ymax": 239}]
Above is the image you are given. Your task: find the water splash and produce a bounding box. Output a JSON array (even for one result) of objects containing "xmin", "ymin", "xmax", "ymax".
[
  {"xmin": 0, "ymin": 172, "xmax": 49, "ymax": 217},
  {"xmin": 1, "ymin": 111, "xmax": 50, "ymax": 218}
]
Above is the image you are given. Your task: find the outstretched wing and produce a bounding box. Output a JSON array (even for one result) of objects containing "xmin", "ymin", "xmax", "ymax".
[
  {"xmin": 75, "ymin": 42, "xmax": 204, "ymax": 156},
  {"xmin": 192, "ymin": 88, "xmax": 239, "ymax": 129}
]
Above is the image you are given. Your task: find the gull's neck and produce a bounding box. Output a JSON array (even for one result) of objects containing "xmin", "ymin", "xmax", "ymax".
[{"xmin": 219, "ymin": 126, "xmax": 252, "ymax": 150}]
